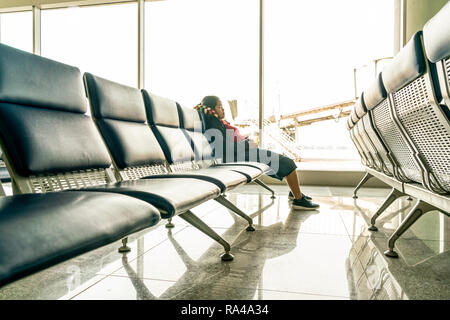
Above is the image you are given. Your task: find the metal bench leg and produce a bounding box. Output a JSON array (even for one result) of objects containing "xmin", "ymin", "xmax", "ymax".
[
  {"xmin": 254, "ymin": 179, "xmax": 276, "ymax": 199},
  {"xmin": 118, "ymin": 237, "xmax": 131, "ymax": 253},
  {"xmin": 384, "ymin": 201, "xmax": 436, "ymax": 258},
  {"xmin": 165, "ymin": 218, "xmax": 175, "ymax": 229},
  {"xmin": 353, "ymin": 172, "xmax": 373, "ymax": 199},
  {"xmin": 214, "ymin": 195, "xmax": 255, "ymax": 231},
  {"xmin": 179, "ymin": 210, "xmax": 234, "ymax": 261},
  {"xmin": 0, "ymin": 181, "xmax": 5, "ymax": 197},
  {"xmin": 368, "ymin": 188, "xmax": 405, "ymax": 231}
]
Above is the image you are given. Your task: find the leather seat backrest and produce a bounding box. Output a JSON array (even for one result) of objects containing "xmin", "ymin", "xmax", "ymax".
[
  {"xmin": 363, "ymin": 73, "xmax": 387, "ymax": 111},
  {"xmin": 382, "ymin": 32, "xmax": 426, "ymax": 94},
  {"xmin": 423, "ymin": 1, "xmax": 450, "ymax": 64},
  {"xmin": 0, "ymin": 44, "xmax": 111, "ymax": 176},
  {"xmin": 142, "ymin": 90, "xmax": 196, "ymax": 164},
  {"xmin": 354, "ymin": 94, "xmax": 368, "ymax": 119},
  {"xmin": 177, "ymin": 105, "xmax": 214, "ymax": 161},
  {"xmin": 84, "ymin": 73, "xmax": 167, "ymax": 169}
]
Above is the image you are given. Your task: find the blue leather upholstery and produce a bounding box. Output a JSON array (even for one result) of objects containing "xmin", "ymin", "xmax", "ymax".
[
  {"xmin": 84, "ymin": 73, "xmax": 147, "ymax": 122},
  {"xmin": 177, "ymin": 105, "xmax": 214, "ymax": 161},
  {"xmin": 85, "ymin": 77, "xmax": 246, "ymax": 193},
  {"xmin": 81, "ymin": 178, "xmax": 221, "ymax": 218},
  {"xmin": 0, "ymin": 46, "xmax": 112, "ymax": 176},
  {"xmin": 0, "ymin": 102, "xmax": 111, "ymax": 175},
  {"xmin": 0, "ymin": 191, "xmax": 160, "ymax": 287},
  {"xmin": 84, "ymin": 73, "xmax": 167, "ymax": 168},
  {"xmin": 0, "ymin": 44, "xmax": 86, "ymax": 113}
]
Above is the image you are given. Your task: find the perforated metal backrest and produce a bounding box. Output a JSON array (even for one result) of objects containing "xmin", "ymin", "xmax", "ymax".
[
  {"xmin": 361, "ymin": 74, "xmax": 394, "ymax": 176},
  {"xmin": 352, "ymin": 116, "xmax": 375, "ymax": 168},
  {"xmin": 358, "ymin": 115, "xmax": 385, "ymax": 172},
  {"xmin": 423, "ymin": 2, "xmax": 450, "ymax": 111},
  {"xmin": 384, "ymin": 32, "xmax": 450, "ymax": 193},
  {"xmin": 371, "ymin": 98, "xmax": 421, "ymax": 183},
  {"xmin": 356, "ymin": 120, "xmax": 379, "ymax": 169},
  {"xmin": 391, "ymin": 74, "xmax": 450, "ymax": 193},
  {"xmin": 361, "ymin": 112, "xmax": 394, "ymax": 176},
  {"xmin": 349, "ymin": 128, "xmax": 368, "ymax": 166}
]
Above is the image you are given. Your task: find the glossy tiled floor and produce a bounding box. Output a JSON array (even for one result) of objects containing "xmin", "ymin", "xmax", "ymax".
[{"xmin": 0, "ymin": 184, "xmax": 448, "ymax": 300}]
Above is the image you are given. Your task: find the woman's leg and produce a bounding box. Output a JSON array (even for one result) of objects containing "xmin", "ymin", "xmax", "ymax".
[{"xmin": 285, "ymin": 169, "xmax": 302, "ymax": 200}]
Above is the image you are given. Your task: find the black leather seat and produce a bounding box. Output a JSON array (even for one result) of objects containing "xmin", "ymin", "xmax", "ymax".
[
  {"xmin": 83, "ymin": 73, "xmax": 247, "ymax": 193},
  {"xmin": 79, "ymin": 177, "xmax": 220, "ymax": 218},
  {"xmin": 176, "ymin": 105, "xmax": 269, "ymax": 181},
  {"xmin": 0, "ymin": 44, "xmax": 234, "ymax": 261},
  {"xmin": 137, "ymin": 87, "xmax": 255, "ymax": 190},
  {"xmin": 0, "ymin": 191, "xmax": 160, "ymax": 287}
]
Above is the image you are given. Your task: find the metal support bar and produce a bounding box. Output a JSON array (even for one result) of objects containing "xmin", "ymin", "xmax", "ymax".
[
  {"xmin": 137, "ymin": 0, "xmax": 145, "ymax": 89},
  {"xmin": 368, "ymin": 188, "xmax": 405, "ymax": 231},
  {"xmin": 178, "ymin": 210, "xmax": 234, "ymax": 261},
  {"xmin": 258, "ymin": 0, "xmax": 264, "ymax": 148},
  {"xmin": 352, "ymin": 172, "xmax": 373, "ymax": 198},
  {"xmin": 32, "ymin": 6, "xmax": 41, "ymax": 55},
  {"xmin": 214, "ymin": 195, "xmax": 255, "ymax": 231},
  {"xmin": 165, "ymin": 217, "xmax": 175, "ymax": 229},
  {"xmin": 385, "ymin": 200, "xmax": 436, "ymax": 258},
  {"xmin": 118, "ymin": 237, "xmax": 131, "ymax": 253},
  {"xmin": 0, "ymin": 180, "xmax": 5, "ymax": 197},
  {"xmin": 254, "ymin": 178, "xmax": 275, "ymax": 199}
]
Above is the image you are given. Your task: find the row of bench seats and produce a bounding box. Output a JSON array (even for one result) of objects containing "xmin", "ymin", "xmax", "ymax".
[
  {"xmin": 0, "ymin": 41, "xmax": 274, "ymax": 287},
  {"xmin": 347, "ymin": 2, "xmax": 450, "ymax": 257}
]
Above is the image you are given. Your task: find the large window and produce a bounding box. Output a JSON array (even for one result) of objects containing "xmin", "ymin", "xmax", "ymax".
[
  {"xmin": 0, "ymin": 11, "xmax": 33, "ymax": 52},
  {"xmin": 145, "ymin": 0, "xmax": 259, "ymax": 129},
  {"xmin": 41, "ymin": 3, "xmax": 137, "ymax": 87},
  {"xmin": 1, "ymin": 0, "xmax": 395, "ymax": 163},
  {"xmin": 264, "ymin": 0, "xmax": 394, "ymax": 160}
]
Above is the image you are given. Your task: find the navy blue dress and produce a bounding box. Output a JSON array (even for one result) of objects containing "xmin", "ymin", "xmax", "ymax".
[{"xmin": 201, "ymin": 113, "xmax": 297, "ymax": 181}]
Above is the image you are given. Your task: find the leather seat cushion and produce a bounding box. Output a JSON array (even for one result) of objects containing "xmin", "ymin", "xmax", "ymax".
[
  {"xmin": 210, "ymin": 164, "xmax": 264, "ymax": 181},
  {"xmin": 79, "ymin": 178, "xmax": 221, "ymax": 218},
  {"xmin": 382, "ymin": 32, "xmax": 426, "ymax": 93},
  {"xmin": 144, "ymin": 168, "xmax": 247, "ymax": 192},
  {"xmin": 215, "ymin": 161, "xmax": 270, "ymax": 173},
  {"xmin": 423, "ymin": 2, "xmax": 450, "ymax": 63},
  {"xmin": 0, "ymin": 191, "xmax": 160, "ymax": 287},
  {"xmin": 0, "ymin": 103, "xmax": 112, "ymax": 176}
]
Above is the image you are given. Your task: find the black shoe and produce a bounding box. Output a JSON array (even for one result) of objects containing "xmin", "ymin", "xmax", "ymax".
[
  {"xmin": 291, "ymin": 196, "xmax": 320, "ymax": 210},
  {"xmin": 289, "ymin": 191, "xmax": 312, "ymax": 201}
]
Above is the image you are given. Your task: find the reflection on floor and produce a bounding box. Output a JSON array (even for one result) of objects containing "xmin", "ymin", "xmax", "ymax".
[{"xmin": 0, "ymin": 185, "xmax": 448, "ymax": 300}]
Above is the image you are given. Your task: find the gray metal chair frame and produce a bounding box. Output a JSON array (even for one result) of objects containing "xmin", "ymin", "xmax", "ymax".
[{"xmin": 387, "ymin": 34, "xmax": 450, "ymax": 194}]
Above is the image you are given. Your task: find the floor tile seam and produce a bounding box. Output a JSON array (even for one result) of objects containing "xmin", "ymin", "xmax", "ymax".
[
  {"xmin": 193, "ymin": 278, "xmax": 351, "ymax": 299},
  {"xmin": 94, "ymin": 225, "xmax": 191, "ymax": 277},
  {"xmin": 352, "ymin": 232, "xmax": 450, "ymax": 243},
  {"xmin": 67, "ymin": 274, "xmax": 109, "ymax": 300},
  {"xmin": 111, "ymin": 272, "xmax": 351, "ymax": 300}
]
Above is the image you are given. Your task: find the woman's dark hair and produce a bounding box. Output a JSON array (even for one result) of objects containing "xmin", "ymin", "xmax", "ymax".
[{"xmin": 201, "ymin": 96, "xmax": 219, "ymax": 109}]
